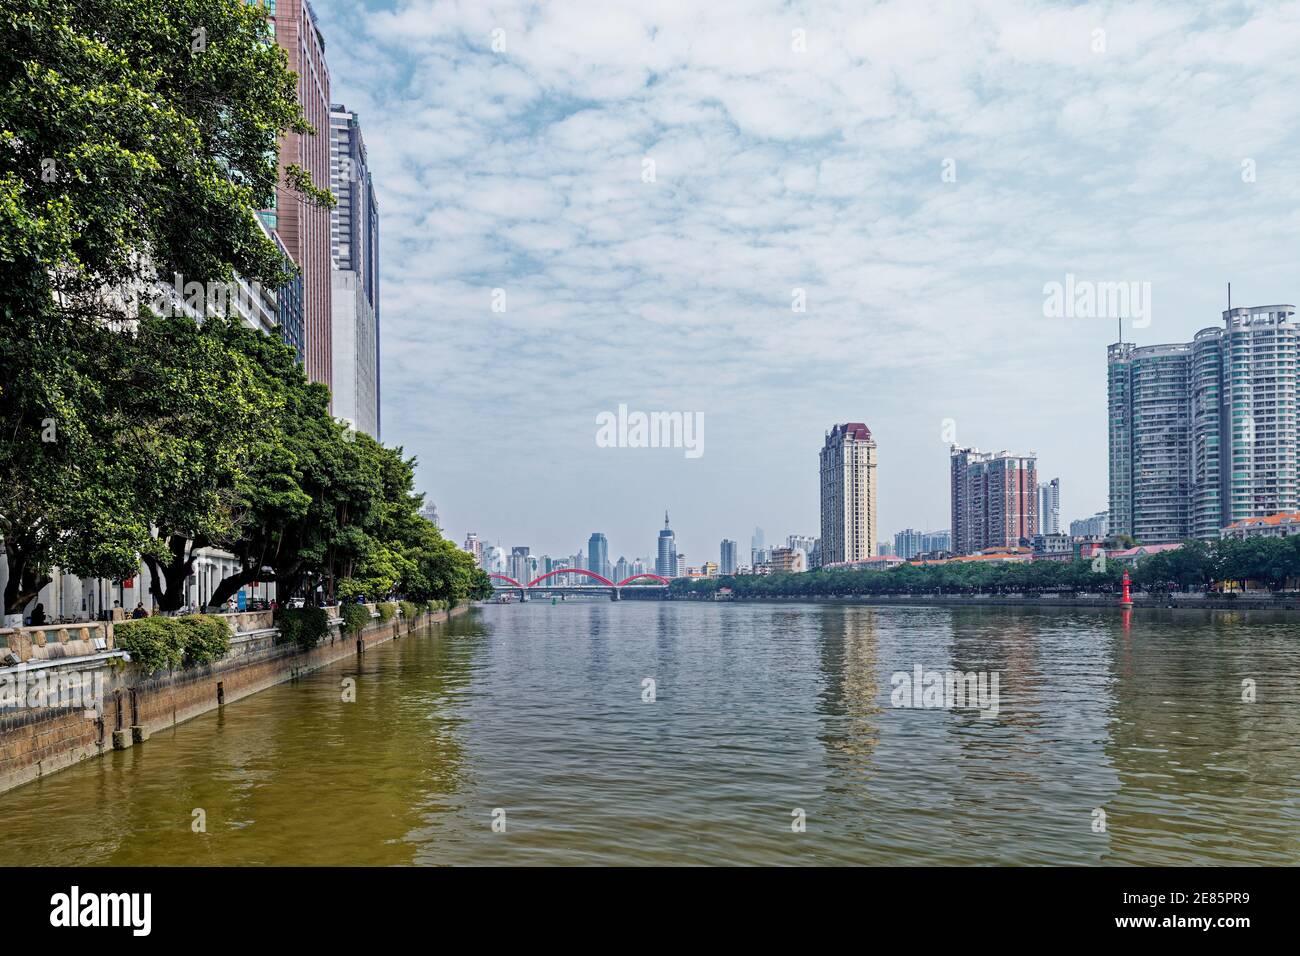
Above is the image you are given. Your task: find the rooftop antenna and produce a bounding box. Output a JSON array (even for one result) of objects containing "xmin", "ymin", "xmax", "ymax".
[{"xmin": 1228, "ymin": 281, "xmax": 1232, "ymax": 313}]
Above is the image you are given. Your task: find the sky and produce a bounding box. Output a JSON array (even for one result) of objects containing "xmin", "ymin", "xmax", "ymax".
[{"xmin": 312, "ymin": 0, "xmax": 1300, "ymax": 565}]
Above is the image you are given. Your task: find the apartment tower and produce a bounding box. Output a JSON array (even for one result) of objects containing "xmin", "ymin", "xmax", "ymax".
[
  {"xmin": 819, "ymin": 423, "xmax": 878, "ymax": 564},
  {"xmin": 950, "ymin": 447, "xmax": 1038, "ymax": 554},
  {"xmin": 1108, "ymin": 304, "xmax": 1297, "ymax": 543}
]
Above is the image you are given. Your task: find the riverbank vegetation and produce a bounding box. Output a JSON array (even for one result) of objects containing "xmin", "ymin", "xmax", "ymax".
[
  {"xmin": 0, "ymin": 0, "xmax": 492, "ymax": 615},
  {"xmin": 670, "ymin": 536, "xmax": 1300, "ymax": 598},
  {"xmin": 114, "ymin": 615, "xmax": 231, "ymax": 671}
]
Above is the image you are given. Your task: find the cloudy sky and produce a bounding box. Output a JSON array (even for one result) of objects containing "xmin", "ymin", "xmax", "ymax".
[{"xmin": 313, "ymin": 0, "xmax": 1300, "ymax": 564}]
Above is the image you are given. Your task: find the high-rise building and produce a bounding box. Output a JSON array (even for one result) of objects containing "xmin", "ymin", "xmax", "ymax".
[
  {"xmin": 419, "ymin": 503, "xmax": 439, "ymax": 529},
  {"xmin": 720, "ymin": 539, "xmax": 738, "ymax": 575},
  {"xmin": 614, "ymin": 556, "xmax": 631, "ymax": 583},
  {"xmin": 329, "ymin": 103, "xmax": 380, "ymax": 438},
  {"xmin": 1069, "ymin": 512, "xmax": 1109, "ymax": 537},
  {"xmin": 481, "ymin": 545, "xmax": 506, "ymax": 575},
  {"xmin": 921, "ymin": 529, "xmax": 951, "ymax": 554},
  {"xmin": 1109, "ymin": 304, "xmax": 1297, "ymax": 542},
  {"xmin": 893, "ymin": 528, "xmax": 925, "ymax": 560},
  {"xmin": 787, "ymin": 535, "xmax": 817, "ymax": 556},
  {"xmin": 819, "ymin": 423, "xmax": 878, "ymax": 564},
  {"xmin": 269, "ymin": 0, "xmax": 333, "ymax": 396},
  {"xmin": 509, "ymin": 546, "xmax": 530, "ymax": 585},
  {"xmin": 1197, "ymin": 306, "xmax": 1298, "ymax": 530},
  {"xmin": 588, "ymin": 532, "xmax": 610, "ymax": 580},
  {"xmin": 1107, "ymin": 341, "xmax": 1193, "ymax": 543},
  {"xmin": 462, "ymin": 533, "xmax": 482, "ymax": 567},
  {"xmin": 656, "ymin": 512, "xmax": 678, "ymax": 578},
  {"xmin": 950, "ymin": 446, "xmax": 1038, "ymax": 554},
  {"xmin": 750, "ymin": 527, "xmax": 765, "ymax": 567},
  {"xmin": 1038, "ymin": 478, "xmax": 1061, "ymax": 535}
]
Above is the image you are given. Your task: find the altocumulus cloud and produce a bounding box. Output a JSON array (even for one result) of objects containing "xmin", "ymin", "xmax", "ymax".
[{"xmin": 310, "ymin": 0, "xmax": 1300, "ymax": 554}]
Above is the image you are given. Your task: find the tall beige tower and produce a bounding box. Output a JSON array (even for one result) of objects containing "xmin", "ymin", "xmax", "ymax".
[{"xmin": 820, "ymin": 423, "xmax": 878, "ymax": 565}]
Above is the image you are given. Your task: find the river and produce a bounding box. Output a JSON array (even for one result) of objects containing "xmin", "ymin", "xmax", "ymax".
[{"xmin": 1, "ymin": 601, "xmax": 1297, "ymax": 865}]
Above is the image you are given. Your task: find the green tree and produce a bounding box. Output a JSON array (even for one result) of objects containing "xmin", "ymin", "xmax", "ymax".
[{"xmin": 1, "ymin": 0, "xmax": 330, "ymax": 614}]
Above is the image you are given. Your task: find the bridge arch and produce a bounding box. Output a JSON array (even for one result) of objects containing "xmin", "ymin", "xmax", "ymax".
[
  {"xmin": 615, "ymin": 573, "xmax": 671, "ymax": 586},
  {"xmin": 488, "ymin": 573, "xmax": 525, "ymax": 588},
  {"xmin": 526, "ymin": 568, "xmax": 616, "ymax": 588}
]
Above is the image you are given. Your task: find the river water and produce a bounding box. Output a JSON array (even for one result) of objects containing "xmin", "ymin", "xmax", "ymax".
[{"xmin": 1, "ymin": 601, "xmax": 1297, "ymax": 866}]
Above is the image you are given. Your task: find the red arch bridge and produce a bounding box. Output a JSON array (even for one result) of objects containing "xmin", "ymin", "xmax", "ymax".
[{"xmin": 489, "ymin": 570, "xmax": 670, "ymax": 601}]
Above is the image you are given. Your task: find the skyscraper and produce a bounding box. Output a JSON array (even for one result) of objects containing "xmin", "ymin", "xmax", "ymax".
[
  {"xmin": 509, "ymin": 546, "xmax": 530, "ymax": 585},
  {"xmin": 656, "ymin": 512, "xmax": 677, "ymax": 578},
  {"xmin": 1038, "ymin": 478, "xmax": 1061, "ymax": 535},
  {"xmin": 950, "ymin": 446, "xmax": 1038, "ymax": 554},
  {"xmin": 1199, "ymin": 306, "xmax": 1298, "ymax": 529},
  {"xmin": 720, "ymin": 539, "xmax": 737, "ymax": 575},
  {"xmin": 329, "ymin": 103, "xmax": 380, "ymax": 438},
  {"xmin": 1108, "ymin": 304, "xmax": 1298, "ymax": 543},
  {"xmin": 588, "ymin": 532, "xmax": 610, "ymax": 580},
  {"xmin": 1107, "ymin": 342, "xmax": 1193, "ymax": 543},
  {"xmin": 819, "ymin": 423, "xmax": 878, "ymax": 564},
  {"xmin": 270, "ymin": 0, "xmax": 333, "ymax": 395}
]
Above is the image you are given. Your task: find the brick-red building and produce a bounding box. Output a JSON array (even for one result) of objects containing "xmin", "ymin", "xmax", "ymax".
[
  {"xmin": 950, "ymin": 447, "xmax": 1038, "ymax": 555},
  {"xmin": 272, "ymin": 0, "xmax": 333, "ymax": 399}
]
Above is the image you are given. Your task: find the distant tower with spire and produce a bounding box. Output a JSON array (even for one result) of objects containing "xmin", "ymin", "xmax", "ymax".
[{"xmin": 656, "ymin": 510, "xmax": 678, "ymax": 578}]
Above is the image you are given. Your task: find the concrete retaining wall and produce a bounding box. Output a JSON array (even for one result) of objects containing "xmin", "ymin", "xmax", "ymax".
[{"xmin": 0, "ymin": 604, "xmax": 467, "ymax": 796}]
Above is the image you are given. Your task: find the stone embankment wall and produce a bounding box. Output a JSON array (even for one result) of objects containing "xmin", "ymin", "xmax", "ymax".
[{"xmin": 0, "ymin": 604, "xmax": 467, "ymax": 795}]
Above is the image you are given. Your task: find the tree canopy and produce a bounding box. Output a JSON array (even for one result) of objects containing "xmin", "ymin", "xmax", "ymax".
[{"xmin": 0, "ymin": 0, "xmax": 490, "ymax": 614}]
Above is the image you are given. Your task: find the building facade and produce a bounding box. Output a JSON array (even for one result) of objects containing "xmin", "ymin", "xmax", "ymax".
[
  {"xmin": 1109, "ymin": 305, "xmax": 1298, "ymax": 543},
  {"xmin": 462, "ymin": 533, "xmax": 482, "ymax": 568},
  {"xmin": 509, "ymin": 546, "xmax": 530, "ymax": 585},
  {"xmin": 768, "ymin": 547, "xmax": 807, "ymax": 574},
  {"xmin": 893, "ymin": 528, "xmax": 924, "ymax": 560},
  {"xmin": 719, "ymin": 539, "xmax": 737, "ymax": 575},
  {"xmin": 819, "ymin": 423, "xmax": 878, "ymax": 564},
  {"xmin": 656, "ymin": 512, "xmax": 678, "ymax": 578},
  {"xmin": 1038, "ymin": 478, "xmax": 1061, "ymax": 535},
  {"xmin": 1070, "ymin": 512, "xmax": 1109, "ymax": 537},
  {"xmin": 1221, "ymin": 511, "xmax": 1300, "ymax": 539},
  {"xmin": 329, "ymin": 103, "xmax": 380, "ymax": 437},
  {"xmin": 271, "ymin": 0, "xmax": 333, "ymax": 395},
  {"xmin": 1107, "ymin": 341, "xmax": 1193, "ymax": 543},
  {"xmin": 588, "ymin": 532, "xmax": 610, "ymax": 580},
  {"xmin": 950, "ymin": 447, "xmax": 1038, "ymax": 554}
]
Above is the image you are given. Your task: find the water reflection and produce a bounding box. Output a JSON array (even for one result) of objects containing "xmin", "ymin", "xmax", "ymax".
[{"xmin": 0, "ymin": 603, "xmax": 1296, "ymax": 866}]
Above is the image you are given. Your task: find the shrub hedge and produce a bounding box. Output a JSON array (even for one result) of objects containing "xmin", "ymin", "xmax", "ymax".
[
  {"xmin": 339, "ymin": 602, "xmax": 371, "ymax": 635},
  {"xmin": 114, "ymin": 614, "xmax": 230, "ymax": 671},
  {"xmin": 274, "ymin": 606, "xmax": 330, "ymax": 649}
]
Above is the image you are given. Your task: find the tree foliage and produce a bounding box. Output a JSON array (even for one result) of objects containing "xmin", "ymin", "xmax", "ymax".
[
  {"xmin": 674, "ymin": 537, "xmax": 1300, "ymax": 599},
  {"xmin": 0, "ymin": 0, "xmax": 490, "ymax": 616},
  {"xmin": 0, "ymin": 0, "xmax": 326, "ymax": 613}
]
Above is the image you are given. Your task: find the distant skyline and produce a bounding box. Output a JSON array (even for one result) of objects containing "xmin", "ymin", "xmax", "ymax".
[{"xmin": 313, "ymin": 1, "xmax": 1300, "ymax": 558}]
